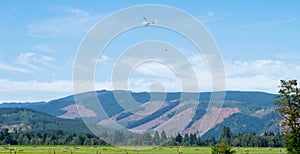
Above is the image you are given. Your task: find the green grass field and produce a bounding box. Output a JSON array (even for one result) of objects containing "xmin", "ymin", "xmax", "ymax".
[{"xmin": 0, "ymin": 145, "xmax": 286, "ymax": 154}]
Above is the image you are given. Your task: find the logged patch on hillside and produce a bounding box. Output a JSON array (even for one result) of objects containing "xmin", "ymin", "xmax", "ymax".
[
  {"xmin": 185, "ymin": 107, "xmax": 240, "ymax": 136},
  {"xmin": 58, "ymin": 104, "xmax": 96, "ymax": 119}
]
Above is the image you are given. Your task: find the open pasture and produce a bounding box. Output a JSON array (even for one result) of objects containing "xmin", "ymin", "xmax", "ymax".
[{"xmin": 0, "ymin": 146, "xmax": 286, "ymax": 154}]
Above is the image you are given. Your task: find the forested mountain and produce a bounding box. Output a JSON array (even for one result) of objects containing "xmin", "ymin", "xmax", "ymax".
[
  {"xmin": 0, "ymin": 90, "xmax": 281, "ymax": 138},
  {"xmin": 0, "ymin": 108, "xmax": 90, "ymax": 134}
]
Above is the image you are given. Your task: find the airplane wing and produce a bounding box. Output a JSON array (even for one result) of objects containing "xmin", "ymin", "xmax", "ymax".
[{"xmin": 143, "ymin": 17, "xmax": 149, "ymax": 22}]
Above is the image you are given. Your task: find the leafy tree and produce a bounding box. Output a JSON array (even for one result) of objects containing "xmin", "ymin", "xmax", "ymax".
[
  {"xmin": 211, "ymin": 142, "xmax": 236, "ymax": 154},
  {"xmin": 275, "ymin": 80, "xmax": 300, "ymax": 153}
]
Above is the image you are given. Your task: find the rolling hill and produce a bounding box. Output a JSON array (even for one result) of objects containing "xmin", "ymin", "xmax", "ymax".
[
  {"xmin": 0, "ymin": 108, "xmax": 91, "ymax": 134},
  {"xmin": 0, "ymin": 90, "xmax": 281, "ymax": 138}
]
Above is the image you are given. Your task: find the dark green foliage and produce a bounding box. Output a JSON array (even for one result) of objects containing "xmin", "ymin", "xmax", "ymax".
[
  {"xmin": 275, "ymin": 80, "xmax": 300, "ymax": 153},
  {"xmin": 126, "ymin": 131, "xmax": 167, "ymax": 146},
  {"xmin": 0, "ymin": 102, "xmax": 46, "ymax": 108},
  {"xmin": 161, "ymin": 130, "xmax": 167, "ymax": 141},
  {"xmin": 189, "ymin": 133, "xmax": 197, "ymax": 145},
  {"xmin": 164, "ymin": 126, "xmax": 283, "ymax": 147},
  {"xmin": 203, "ymin": 112, "xmax": 281, "ymax": 139},
  {"xmin": 175, "ymin": 133, "xmax": 183, "ymax": 144},
  {"xmin": 113, "ymin": 130, "xmax": 124, "ymax": 145},
  {"xmin": 230, "ymin": 131, "xmax": 283, "ymax": 147},
  {"xmin": 0, "ymin": 108, "xmax": 90, "ymax": 134},
  {"xmin": 0, "ymin": 129, "xmax": 106, "ymax": 145},
  {"xmin": 153, "ymin": 131, "xmax": 160, "ymax": 145},
  {"xmin": 211, "ymin": 142, "xmax": 236, "ymax": 154},
  {"xmin": 220, "ymin": 126, "xmax": 231, "ymax": 145}
]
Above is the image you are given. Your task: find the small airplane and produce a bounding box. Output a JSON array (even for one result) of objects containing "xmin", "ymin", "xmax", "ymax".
[{"xmin": 142, "ymin": 17, "xmax": 158, "ymax": 26}]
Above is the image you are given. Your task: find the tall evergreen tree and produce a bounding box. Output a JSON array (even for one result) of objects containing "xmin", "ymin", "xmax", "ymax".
[
  {"xmin": 161, "ymin": 130, "xmax": 167, "ymax": 142},
  {"xmin": 153, "ymin": 131, "xmax": 160, "ymax": 145},
  {"xmin": 189, "ymin": 133, "xmax": 197, "ymax": 145},
  {"xmin": 175, "ymin": 133, "xmax": 183, "ymax": 144},
  {"xmin": 220, "ymin": 126, "xmax": 232, "ymax": 145}
]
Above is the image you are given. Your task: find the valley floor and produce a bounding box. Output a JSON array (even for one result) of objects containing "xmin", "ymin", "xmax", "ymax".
[{"xmin": 0, "ymin": 145, "xmax": 286, "ymax": 154}]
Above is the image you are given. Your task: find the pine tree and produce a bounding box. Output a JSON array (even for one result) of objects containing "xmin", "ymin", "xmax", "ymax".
[
  {"xmin": 153, "ymin": 131, "xmax": 160, "ymax": 145},
  {"xmin": 161, "ymin": 130, "xmax": 167, "ymax": 142}
]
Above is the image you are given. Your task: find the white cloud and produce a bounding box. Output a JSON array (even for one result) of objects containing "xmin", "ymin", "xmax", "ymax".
[
  {"xmin": 0, "ymin": 62, "xmax": 30, "ymax": 73},
  {"xmin": 124, "ymin": 55, "xmax": 300, "ymax": 93},
  {"xmin": 3, "ymin": 54, "xmax": 300, "ymax": 103},
  {"xmin": 0, "ymin": 79, "xmax": 113, "ymax": 103},
  {"xmin": 274, "ymin": 52, "xmax": 300, "ymax": 60},
  {"xmin": 69, "ymin": 8, "xmax": 89, "ymax": 16},
  {"xmin": 33, "ymin": 44, "xmax": 56, "ymax": 53},
  {"xmin": 242, "ymin": 17, "xmax": 297, "ymax": 29},
  {"xmin": 107, "ymin": 54, "xmax": 212, "ymax": 92},
  {"xmin": 94, "ymin": 55, "xmax": 109, "ymax": 64},
  {"xmin": 281, "ymin": 17, "xmax": 297, "ymax": 24},
  {"xmin": 134, "ymin": 62, "xmax": 177, "ymax": 78},
  {"xmin": 15, "ymin": 52, "xmax": 56, "ymax": 70},
  {"xmin": 16, "ymin": 52, "xmax": 40, "ymax": 70},
  {"xmin": 40, "ymin": 55, "xmax": 54, "ymax": 62},
  {"xmin": 226, "ymin": 59, "xmax": 300, "ymax": 93},
  {"xmin": 100, "ymin": 55, "xmax": 109, "ymax": 62},
  {"xmin": 27, "ymin": 8, "xmax": 102, "ymax": 38},
  {"xmin": 0, "ymin": 79, "xmax": 73, "ymax": 92},
  {"xmin": 198, "ymin": 11, "xmax": 229, "ymax": 23}
]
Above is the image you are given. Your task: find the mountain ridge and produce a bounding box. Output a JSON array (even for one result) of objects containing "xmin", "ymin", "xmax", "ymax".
[{"xmin": 0, "ymin": 90, "xmax": 281, "ymax": 138}]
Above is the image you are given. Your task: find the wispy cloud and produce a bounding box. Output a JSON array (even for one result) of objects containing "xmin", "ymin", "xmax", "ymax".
[
  {"xmin": 0, "ymin": 79, "xmax": 73, "ymax": 92},
  {"xmin": 0, "ymin": 79, "xmax": 74, "ymax": 103},
  {"xmin": 108, "ymin": 54, "xmax": 300, "ymax": 93},
  {"xmin": 274, "ymin": 52, "xmax": 300, "ymax": 60},
  {"xmin": 0, "ymin": 79, "xmax": 115, "ymax": 103},
  {"xmin": 27, "ymin": 8, "xmax": 102, "ymax": 38},
  {"xmin": 69, "ymin": 8, "xmax": 89, "ymax": 16},
  {"xmin": 281, "ymin": 17, "xmax": 297, "ymax": 24},
  {"xmin": 33, "ymin": 44, "xmax": 56, "ymax": 53},
  {"xmin": 242, "ymin": 17, "xmax": 297, "ymax": 29},
  {"xmin": 198, "ymin": 11, "xmax": 229, "ymax": 23},
  {"xmin": 15, "ymin": 52, "xmax": 56, "ymax": 70},
  {"xmin": 2, "ymin": 57, "xmax": 299, "ymax": 103},
  {"xmin": 0, "ymin": 62, "xmax": 30, "ymax": 73},
  {"xmin": 15, "ymin": 52, "xmax": 40, "ymax": 70},
  {"xmin": 93, "ymin": 55, "xmax": 109, "ymax": 65}
]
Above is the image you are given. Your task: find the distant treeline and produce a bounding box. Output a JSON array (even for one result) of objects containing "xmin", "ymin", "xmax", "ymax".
[
  {"xmin": 101, "ymin": 127, "xmax": 283, "ymax": 147},
  {"xmin": 166, "ymin": 126, "xmax": 283, "ymax": 147},
  {"xmin": 0, "ymin": 129, "xmax": 106, "ymax": 145},
  {"xmin": 0, "ymin": 126, "xmax": 283, "ymax": 147},
  {"xmin": 168, "ymin": 127, "xmax": 284, "ymax": 147}
]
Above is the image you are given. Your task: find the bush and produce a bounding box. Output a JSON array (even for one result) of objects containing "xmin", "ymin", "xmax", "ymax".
[{"xmin": 211, "ymin": 142, "xmax": 236, "ymax": 154}]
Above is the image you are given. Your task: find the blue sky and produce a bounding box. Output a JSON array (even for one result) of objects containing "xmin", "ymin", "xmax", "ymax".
[{"xmin": 0, "ymin": 1, "xmax": 299, "ymax": 103}]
